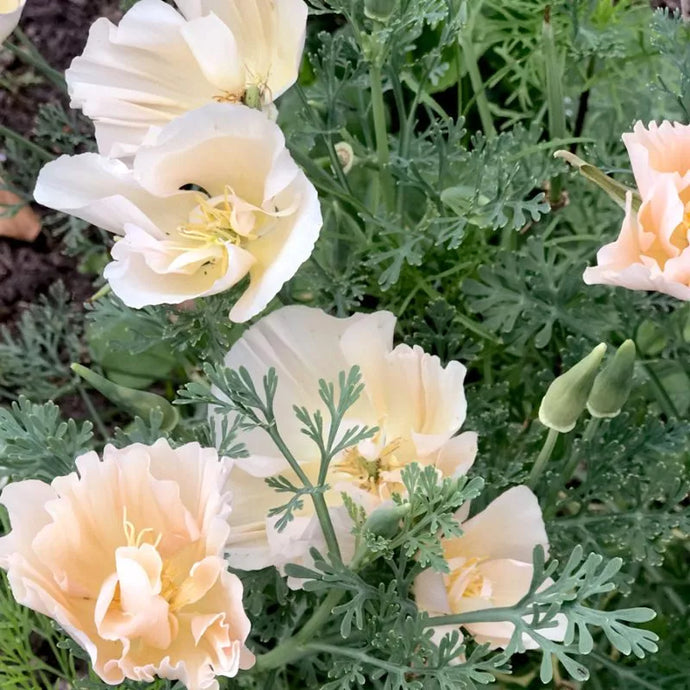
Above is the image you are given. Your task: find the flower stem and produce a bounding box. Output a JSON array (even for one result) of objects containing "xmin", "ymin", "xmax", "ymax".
[
  {"xmin": 264, "ymin": 426, "xmax": 342, "ymax": 564},
  {"xmin": 458, "ymin": 31, "xmax": 496, "ymax": 139},
  {"xmin": 0, "ymin": 124, "xmax": 53, "ymax": 161},
  {"xmin": 543, "ymin": 6, "xmax": 566, "ymax": 205},
  {"xmin": 528, "ymin": 427, "xmax": 560, "ymax": 490},
  {"xmin": 561, "ymin": 417, "xmax": 599, "ymax": 485},
  {"xmin": 255, "ymin": 588, "xmax": 346, "ymax": 671},
  {"xmin": 369, "ymin": 62, "xmax": 395, "ymax": 212},
  {"xmin": 6, "ymin": 29, "xmax": 66, "ymax": 91}
]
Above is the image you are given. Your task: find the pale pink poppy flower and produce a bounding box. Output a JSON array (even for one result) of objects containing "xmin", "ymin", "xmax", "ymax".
[
  {"xmin": 623, "ymin": 120, "xmax": 690, "ymax": 197},
  {"xmin": 0, "ymin": 440, "xmax": 254, "ymax": 690}
]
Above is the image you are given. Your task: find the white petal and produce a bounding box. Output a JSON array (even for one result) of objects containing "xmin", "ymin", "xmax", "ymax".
[
  {"xmin": 414, "ymin": 569, "xmax": 451, "ymax": 615},
  {"xmin": 200, "ymin": 0, "xmax": 307, "ymax": 98},
  {"xmin": 134, "ymin": 103, "xmax": 292, "ymax": 201},
  {"xmin": 105, "ymin": 225, "xmax": 254, "ymax": 308},
  {"xmin": 446, "ymin": 486, "xmax": 548, "ymax": 562},
  {"xmin": 34, "ymin": 153, "xmax": 196, "ymax": 238},
  {"xmin": 229, "ymin": 174, "xmax": 322, "ymax": 322},
  {"xmin": 434, "ymin": 431, "xmax": 478, "ymax": 478},
  {"xmin": 66, "ymin": 0, "xmax": 212, "ymax": 157},
  {"xmin": 0, "ymin": 0, "xmax": 24, "ymax": 44},
  {"xmin": 180, "ymin": 14, "xmax": 245, "ymax": 93}
]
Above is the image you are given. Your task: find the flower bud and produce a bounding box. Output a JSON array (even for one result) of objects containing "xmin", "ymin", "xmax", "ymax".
[
  {"xmin": 636, "ymin": 319, "xmax": 667, "ymax": 356},
  {"xmin": 72, "ymin": 363, "xmax": 179, "ymax": 431},
  {"xmin": 539, "ymin": 343, "xmax": 607, "ymax": 432},
  {"xmin": 364, "ymin": 0, "xmax": 396, "ymax": 22},
  {"xmin": 363, "ymin": 503, "xmax": 410, "ymax": 539},
  {"xmin": 587, "ymin": 340, "xmax": 636, "ymax": 418}
]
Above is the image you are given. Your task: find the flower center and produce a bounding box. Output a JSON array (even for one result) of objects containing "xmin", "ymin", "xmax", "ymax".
[
  {"xmin": 334, "ymin": 437, "xmax": 404, "ymax": 497},
  {"xmin": 123, "ymin": 507, "xmax": 162, "ymax": 550},
  {"xmin": 121, "ymin": 511, "xmax": 203, "ymax": 612},
  {"xmin": 179, "ymin": 187, "xmax": 257, "ymax": 247},
  {"xmin": 446, "ymin": 557, "xmax": 491, "ymax": 609},
  {"xmin": 213, "ymin": 83, "xmax": 268, "ymax": 110},
  {"xmin": 671, "ymin": 207, "xmax": 690, "ymax": 253}
]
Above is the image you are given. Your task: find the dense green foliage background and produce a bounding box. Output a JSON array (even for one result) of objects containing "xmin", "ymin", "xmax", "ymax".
[{"xmin": 0, "ymin": 0, "xmax": 689, "ymax": 688}]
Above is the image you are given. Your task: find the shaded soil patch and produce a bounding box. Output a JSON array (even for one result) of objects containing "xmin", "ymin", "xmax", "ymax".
[{"xmin": 0, "ymin": 0, "xmax": 121, "ymax": 326}]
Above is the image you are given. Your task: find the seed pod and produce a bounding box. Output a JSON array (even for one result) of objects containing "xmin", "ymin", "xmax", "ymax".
[
  {"xmin": 587, "ymin": 340, "xmax": 636, "ymax": 418},
  {"xmin": 539, "ymin": 343, "xmax": 607, "ymax": 432}
]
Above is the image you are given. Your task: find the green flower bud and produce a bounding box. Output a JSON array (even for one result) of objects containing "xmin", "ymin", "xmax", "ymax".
[
  {"xmin": 587, "ymin": 340, "xmax": 636, "ymax": 418},
  {"xmin": 363, "ymin": 503, "xmax": 410, "ymax": 539},
  {"xmin": 72, "ymin": 363, "xmax": 179, "ymax": 431},
  {"xmin": 636, "ymin": 319, "xmax": 667, "ymax": 356},
  {"xmin": 364, "ymin": 0, "xmax": 396, "ymax": 22},
  {"xmin": 539, "ymin": 343, "xmax": 607, "ymax": 432}
]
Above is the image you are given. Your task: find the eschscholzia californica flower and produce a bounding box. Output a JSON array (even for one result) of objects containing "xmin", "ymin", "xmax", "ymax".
[
  {"xmin": 33, "ymin": 103, "xmax": 322, "ymax": 321},
  {"xmin": 415, "ymin": 486, "xmax": 566, "ymax": 650},
  {"xmin": 0, "ymin": 0, "xmax": 24, "ymax": 44},
  {"xmin": 584, "ymin": 121, "xmax": 690, "ymax": 300},
  {"xmin": 66, "ymin": 0, "xmax": 308, "ymax": 158},
  {"xmin": 0, "ymin": 439, "xmax": 253, "ymax": 690},
  {"xmin": 209, "ymin": 305, "xmax": 477, "ymax": 578}
]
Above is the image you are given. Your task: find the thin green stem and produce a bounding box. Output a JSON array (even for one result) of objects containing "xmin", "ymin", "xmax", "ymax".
[
  {"xmin": 455, "ymin": 41, "xmax": 463, "ymax": 116},
  {"xmin": 528, "ymin": 427, "xmax": 560, "ymax": 490},
  {"xmin": 255, "ymin": 589, "xmax": 345, "ymax": 671},
  {"xmin": 458, "ymin": 32, "xmax": 496, "ymax": 139},
  {"xmin": 427, "ymin": 604, "xmax": 522, "ymax": 627},
  {"xmin": 542, "ymin": 7, "xmax": 566, "ymax": 205},
  {"xmin": 264, "ymin": 421, "xmax": 342, "ymax": 563},
  {"xmin": 311, "ymin": 492, "xmax": 342, "ymax": 563},
  {"xmin": 0, "ymin": 124, "xmax": 53, "ymax": 161},
  {"xmin": 7, "ymin": 29, "xmax": 66, "ymax": 91},
  {"xmin": 76, "ymin": 383, "xmax": 109, "ymax": 441},
  {"xmin": 560, "ymin": 416, "xmax": 600, "ymax": 485},
  {"xmin": 369, "ymin": 62, "xmax": 395, "ymax": 212},
  {"xmin": 640, "ymin": 361, "xmax": 679, "ymax": 419}
]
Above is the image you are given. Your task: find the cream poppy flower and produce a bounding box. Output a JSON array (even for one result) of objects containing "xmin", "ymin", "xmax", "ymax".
[
  {"xmin": 0, "ymin": 0, "xmax": 24, "ymax": 44},
  {"xmin": 33, "ymin": 103, "xmax": 322, "ymax": 321},
  {"xmin": 0, "ymin": 439, "xmax": 253, "ymax": 690},
  {"xmin": 209, "ymin": 305, "xmax": 477, "ymax": 575},
  {"xmin": 415, "ymin": 486, "xmax": 566, "ymax": 650},
  {"xmin": 66, "ymin": 0, "xmax": 308, "ymax": 158}
]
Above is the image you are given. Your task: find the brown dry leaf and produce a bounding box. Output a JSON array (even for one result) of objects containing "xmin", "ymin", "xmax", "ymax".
[{"xmin": 0, "ymin": 187, "xmax": 41, "ymax": 242}]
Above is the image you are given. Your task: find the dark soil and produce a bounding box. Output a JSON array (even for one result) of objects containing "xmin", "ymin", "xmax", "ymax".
[{"xmin": 0, "ymin": 0, "xmax": 122, "ymax": 325}]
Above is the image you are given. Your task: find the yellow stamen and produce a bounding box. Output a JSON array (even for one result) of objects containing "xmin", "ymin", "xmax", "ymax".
[{"xmin": 334, "ymin": 438, "xmax": 404, "ymax": 494}]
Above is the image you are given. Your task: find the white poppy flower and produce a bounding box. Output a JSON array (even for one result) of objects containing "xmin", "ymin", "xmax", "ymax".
[
  {"xmin": 33, "ymin": 103, "xmax": 322, "ymax": 321},
  {"xmin": 209, "ymin": 305, "xmax": 477, "ymax": 577},
  {"xmin": 0, "ymin": 0, "xmax": 24, "ymax": 44},
  {"xmin": 66, "ymin": 0, "xmax": 308, "ymax": 158},
  {"xmin": 415, "ymin": 486, "xmax": 567, "ymax": 650}
]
